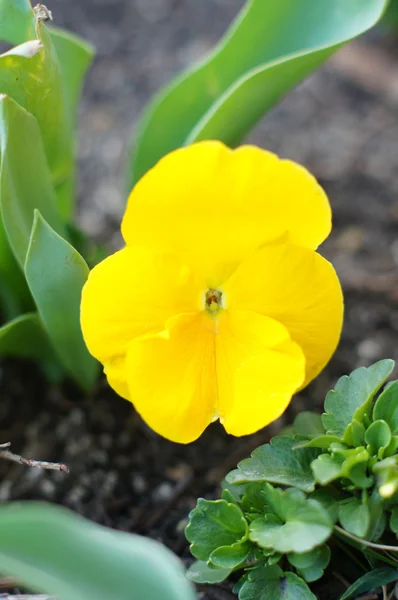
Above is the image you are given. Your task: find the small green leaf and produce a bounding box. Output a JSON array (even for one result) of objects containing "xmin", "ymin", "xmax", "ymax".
[
  {"xmin": 249, "ymin": 485, "xmax": 332, "ymax": 554},
  {"xmin": 350, "ymin": 419, "xmax": 366, "ymax": 448},
  {"xmin": 0, "ymin": 502, "xmax": 195, "ymax": 600},
  {"xmin": 390, "ymin": 507, "xmax": 398, "ymax": 535},
  {"xmin": 367, "ymin": 489, "xmax": 387, "ymax": 542},
  {"xmin": 186, "ymin": 561, "xmax": 232, "ymax": 584},
  {"xmin": 322, "ymin": 360, "xmax": 394, "ymax": 438},
  {"xmin": 365, "ymin": 420, "xmax": 392, "ymax": 458},
  {"xmin": 242, "ymin": 483, "xmax": 271, "ymax": 514},
  {"xmin": 210, "ymin": 542, "xmax": 251, "ymax": 569},
  {"xmin": 311, "ymin": 454, "xmax": 344, "ymax": 485},
  {"xmin": 24, "ymin": 211, "xmax": 98, "ymax": 391},
  {"xmin": 240, "ymin": 565, "xmax": 316, "ymax": 600},
  {"xmin": 186, "ymin": 499, "xmax": 248, "ymax": 561},
  {"xmin": 293, "ymin": 435, "xmax": 343, "ymax": 450},
  {"xmin": 293, "ymin": 546, "xmax": 331, "ymax": 583},
  {"xmin": 339, "ymin": 498, "xmax": 370, "ymax": 538},
  {"xmin": 0, "ymin": 95, "xmax": 68, "ymax": 268},
  {"xmin": 292, "ymin": 412, "xmax": 324, "ymax": 437},
  {"xmin": 373, "ymin": 381, "xmax": 398, "ymax": 435},
  {"xmin": 226, "ymin": 436, "xmax": 319, "ymax": 493},
  {"xmin": 339, "ymin": 568, "xmax": 398, "ymax": 600}
]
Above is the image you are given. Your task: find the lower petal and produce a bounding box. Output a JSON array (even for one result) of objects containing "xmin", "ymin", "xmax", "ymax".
[
  {"xmin": 216, "ymin": 311, "xmax": 305, "ymax": 436},
  {"xmin": 125, "ymin": 313, "xmax": 217, "ymax": 443}
]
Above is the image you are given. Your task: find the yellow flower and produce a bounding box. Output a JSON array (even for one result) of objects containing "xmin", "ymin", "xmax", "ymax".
[{"xmin": 81, "ymin": 141, "xmax": 343, "ymax": 443}]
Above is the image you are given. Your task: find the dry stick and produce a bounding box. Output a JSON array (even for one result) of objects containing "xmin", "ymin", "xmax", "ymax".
[{"xmin": 0, "ymin": 444, "xmax": 69, "ymax": 473}]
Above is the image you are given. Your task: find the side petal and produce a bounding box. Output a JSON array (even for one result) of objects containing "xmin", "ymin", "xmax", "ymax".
[
  {"xmin": 80, "ymin": 246, "xmax": 204, "ymax": 368},
  {"xmin": 125, "ymin": 313, "xmax": 217, "ymax": 444},
  {"xmin": 216, "ymin": 311, "xmax": 305, "ymax": 436},
  {"xmin": 122, "ymin": 142, "xmax": 330, "ymax": 284},
  {"xmin": 223, "ymin": 238, "xmax": 344, "ymax": 386}
]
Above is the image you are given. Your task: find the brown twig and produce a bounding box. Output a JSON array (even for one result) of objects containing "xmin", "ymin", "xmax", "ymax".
[{"xmin": 0, "ymin": 443, "xmax": 69, "ymax": 473}]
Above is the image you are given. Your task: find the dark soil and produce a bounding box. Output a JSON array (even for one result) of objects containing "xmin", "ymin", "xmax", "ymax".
[{"xmin": 1, "ymin": 1, "xmax": 398, "ymax": 598}]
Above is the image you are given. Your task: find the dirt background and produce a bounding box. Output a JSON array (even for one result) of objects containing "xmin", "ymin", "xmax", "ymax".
[{"xmin": 1, "ymin": 1, "xmax": 398, "ymax": 598}]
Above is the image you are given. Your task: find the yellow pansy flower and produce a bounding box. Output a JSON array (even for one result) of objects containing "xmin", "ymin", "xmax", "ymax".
[{"xmin": 81, "ymin": 141, "xmax": 343, "ymax": 443}]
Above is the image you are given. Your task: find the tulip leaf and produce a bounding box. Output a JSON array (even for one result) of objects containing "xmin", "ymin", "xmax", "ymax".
[
  {"xmin": 130, "ymin": 0, "xmax": 388, "ymax": 186},
  {"xmin": 226, "ymin": 436, "xmax": 320, "ymax": 493},
  {"xmin": 0, "ymin": 95, "xmax": 68, "ymax": 268},
  {"xmin": 239, "ymin": 564, "xmax": 316, "ymax": 600},
  {"xmin": 186, "ymin": 561, "xmax": 232, "ymax": 584},
  {"xmin": 339, "ymin": 568, "xmax": 398, "ymax": 600},
  {"xmin": 249, "ymin": 485, "xmax": 332, "ymax": 554},
  {"xmin": 322, "ymin": 360, "xmax": 395, "ymax": 438},
  {"xmin": 24, "ymin": 211, "xmax": 98, "ymax": 391},
  {"xmin": 0, "ymin": 312, "xmax": 53, "ymax": 362},
  {"xmin": 185, "ymin": 499, "xmax": 248, "ymax": 561},
  {"xmin": 0, "ymin": 502, "xmax": 195, "ymax": 600},
  {"xmin": 0, "ymin": 0, "xmax": 34, "ymax": 44}
]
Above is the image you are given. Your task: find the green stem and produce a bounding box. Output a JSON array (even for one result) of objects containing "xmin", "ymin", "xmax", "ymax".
[
  {"xmin": 334, "ymin": 528, "xmax": 398, "ymax": 569},
  {"xmin": 334, "ymin": 526, "xmax": 398, "ymax": 553}
]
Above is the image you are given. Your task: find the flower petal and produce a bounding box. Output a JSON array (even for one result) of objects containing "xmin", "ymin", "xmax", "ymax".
[
  {"xmin": 80, "ymin": 246, "xmax": 204, "ymax": 368},
  {"xmin": 125, "ymin": 313, "xmax": 217, "ymax": 444},
  {"xmin": 122, "ymin": 141, "xmax": 331, "ymax": 284},
  {"xmin": 216, "ymin": 311, "xmax": 305, "ymax": 436},
  {"xmin": 223, "ymin": 237, "xmax": 343, "ymax": 386}
]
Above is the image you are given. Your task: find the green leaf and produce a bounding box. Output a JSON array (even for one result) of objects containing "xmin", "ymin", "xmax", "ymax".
[
  {"xmin": 339, "ymin": 498, "xmax": 370, "ymax": 538},
  {"xmin": 226, "ymin": 436, "xmax": 320, "ymax": 493},
  {"xmin": 242, "ymin": 483, "xmax": 271, "ymax": 514},
  {"xmin": 49, "ymin": 26, "xmax": 94, "ymax": 217},
  {"xmin": 24, "ymin": 211, "xmax": 98, "ymax": 391},
  {"xmin": 239, "ymin": 565, "xmax": 315, "ymax": 600},
  {"xmin": 311, "ymin": 454, "xmax": 344, "ymax": 485},
  {"xmin": 373, "ymin": 457, "xmax": 398, "ymax": 499},
  {"xmin": 187, "ymin": 560, "xmax": 232, "ymax": 584},
  {"xmin": 339, "ymin": 568, "xmax": 398, "ymax": 600},
  {"xmin": 293, "ymin": 435, "xmax": 343, "ymax": 450},
  {"xmin": 390, "ymin": 507, "xmax": 398, "ymax": 535},
  {"xmin": 0, "ymin": 95, "xmax": 68, "ymax": 268},
  {"xmin": 292, "ymin": 412, "xmax": 324, "ymax": 437},
  {"xmin": 210, "ymin": 542, "xmax": 251, "ymax": 569},
  {"xmin": 308, "ymin": 489, "xmax": 339, "ymax": 524},
  {"xmin": 0, "ymin": 0, "xmax": 34, "ymax": 45},
  {"xmin": 129, "ymin": 0, "xmax": 388, "ymax": 186},
  {"xmin": 322, "ymin": 360, "xmax": 394, "ymax": 438},
  {"xmin": 365, "ymin": 420, "xmax": 392, "ymax": 458},
  {"xmin": 373, "ymin": 381, "xmax": 398, "ymax": 435},
  {"xmin": 289, "ymin": 546, "xmax": 330, "ymax": 583},
  {"xmin": 186, "ymin": 499, "xmax": 248, "ymax": 561},
  {"xmin": 350, "ymin": 419, "xmax": 366, "ymax": 448},
  {"xmin": 0, "ymin": 502, "xmax": 195, "ymax": 600},
  {"xmin": 249, "ymin": 485, "xmax": 332, "ymax": 554}
]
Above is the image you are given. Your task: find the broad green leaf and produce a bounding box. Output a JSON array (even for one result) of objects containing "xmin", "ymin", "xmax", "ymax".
[
  {"xmin": 24, "ymin": 211, "xmax": 98, "ymax": 391},
  {"xmin": 240, "ymin": 565, "xmax": 315, "ymax": 600},
  {"xmin": 186, "ymin": 499, "xmax": 248, "ymax": 561},
  {"xmin": 322, "ymin": 360, "xmax": 394, "ymax": 438},
  {"xmin": 0, "ymin": 0, "xmax": 34, "ymax": 44},
  {"xmin": 288, "ymin": 546, "xmax": 330, "ymax": 583},
  {"xmin": 339, "ymin": 498, "xmax": 370, "ymax": 538},
  {"xmin": 0, "ymin": 502, "xmax": 195, "ymax": 600},
  {"xmin": 292, "ymin": 412, "xmax": 324, "ymax": 437},
  {"xmin": 226, "ymin": 436, "xmax": 319, "ymax": 493},
  {"xmin": 210, "ymin": 542, "xmax": 251, "ymax": 569},
  {"xmin": 49, "ymin": 26, "xmax": 94, "ymax": 217},
  {"xmin": 186, "ymin": 561, "xmax": 232, "ymax": 584},
  {"xmin": 0, "ymin": 312, "xmax": 62, "ymax": 381},
  {"xmin": 249, "ymin": 485, "xmax": 332, "ymax": 554},
  {"xmin": 130, "ymin": 0, "xmax": 388, "ymax": 186},
  {"xmin": 339, "ymin": 568, "xmax": 398, "ymax": 600},
  {"xmin": 365, "ymin": 420, "xmax": 392, "ymax": 458},
  {"xmin": 0, "ymin": 95, "xmax": 67, "ymax": 268},
  {"xmin": 373, "ymin": 381, "xmax": 398, "ymax": 435}
]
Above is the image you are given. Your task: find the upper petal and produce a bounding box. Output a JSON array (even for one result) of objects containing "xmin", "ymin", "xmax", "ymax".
[
  {"xmin": 80, "ymin": 246, "xmax": 204, "ymax": 368},
  {"xmin": 216, "ymin": 310, "xmax": 305, "ymax": 436},
  {"xmin": 223, "ymin": 237, "xmax": 344, "ymax": 386},
  {"xmin": 122, "ymin": 141, "xmax": 331, "ymax": 285},
  {"xmin": 125, "ymin": 312, "xmax": 217, "ymax": 444}
]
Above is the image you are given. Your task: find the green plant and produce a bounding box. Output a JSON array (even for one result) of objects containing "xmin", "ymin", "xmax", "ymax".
[
  {"xmin": 186, "ymin": 360, "xmax": 398, "ymax": 599},
  {"xmin": 0, "ymin": 502, "xmax": 195, "ymax": 600},
  {"xmin": 0, "ymin": 0, "xmax": 98, "ymax": 389}
]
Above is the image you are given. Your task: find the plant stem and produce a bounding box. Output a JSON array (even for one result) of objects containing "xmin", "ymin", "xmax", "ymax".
[{"xmin": 334, "ymin": 526, "xmax": 398, "ymax": 553}]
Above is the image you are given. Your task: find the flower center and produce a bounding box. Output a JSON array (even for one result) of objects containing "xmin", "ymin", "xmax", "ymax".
[{"xmin": 205, "ymin": 288, "xmax": 223, "ymax": 315}]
